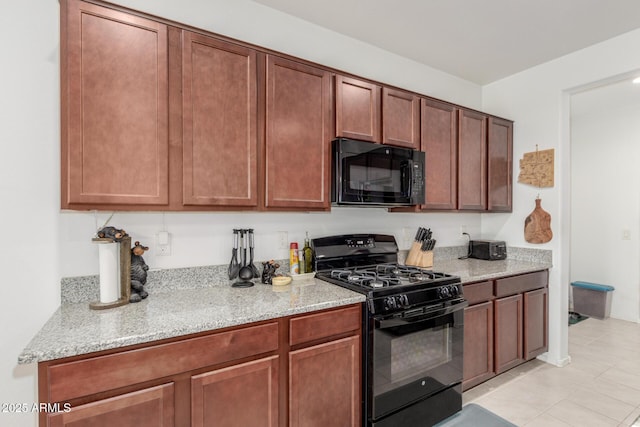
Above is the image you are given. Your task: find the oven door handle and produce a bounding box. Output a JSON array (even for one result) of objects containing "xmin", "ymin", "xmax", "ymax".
[{"xmin": 378, "ymin": 299, "xmax": 468, "ymax": 326}]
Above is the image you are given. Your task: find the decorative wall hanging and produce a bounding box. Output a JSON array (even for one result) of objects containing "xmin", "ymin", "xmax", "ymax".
[
  {"xmin": 524, "ymin": 197, "xmax": 553, "ymax": 244},
  {"xmin": 518, "ymin": 146, "xmax": 554, "ymax": 188}
]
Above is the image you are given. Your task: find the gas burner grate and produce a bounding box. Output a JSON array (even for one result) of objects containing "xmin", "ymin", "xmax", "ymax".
[{"xmin": 329, "ymin": 268, "xmax": 403, "ymax": 288}]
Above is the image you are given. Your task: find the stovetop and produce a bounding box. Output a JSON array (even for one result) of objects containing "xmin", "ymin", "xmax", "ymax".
[
  {"xmin": 314, "ymin": 263, "xmax": 462, "ymax": 315},
  {"xmin": 311, "ymin": 234, "xmax": 464, "ymax": 315}
]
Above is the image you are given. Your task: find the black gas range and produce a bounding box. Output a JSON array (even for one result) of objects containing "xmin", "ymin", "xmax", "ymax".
[{"xmin": 312, "ymin": 234, "xmax": 466, "ymax": 427}]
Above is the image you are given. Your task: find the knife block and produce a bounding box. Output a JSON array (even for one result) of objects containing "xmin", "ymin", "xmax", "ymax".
[{"xmin": 406, "ymin": 250, "xmax": 433, "ymax": 269}]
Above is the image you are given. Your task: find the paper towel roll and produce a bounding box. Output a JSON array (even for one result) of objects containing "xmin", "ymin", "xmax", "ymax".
[{"xmin": 98, "ymin": 242, "xmax": 120, "ymax": 303}]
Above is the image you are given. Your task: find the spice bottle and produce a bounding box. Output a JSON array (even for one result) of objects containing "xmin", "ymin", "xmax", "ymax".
[{"xmin": 289, "ymin": 242, "xmax": 299, "ymax": 274}]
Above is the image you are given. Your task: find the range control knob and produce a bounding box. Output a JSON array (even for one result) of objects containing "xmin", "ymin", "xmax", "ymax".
[
  {"xmin": 439, "ymin": 286, "xmax": 451, "ymax": 298},
  {"xmin": 384, "ymin": 296, "xmax": 397, "ymax": 310},
  {"xmin": 397, "ymin": 294, "xmax": 409, "ymax": 308}
]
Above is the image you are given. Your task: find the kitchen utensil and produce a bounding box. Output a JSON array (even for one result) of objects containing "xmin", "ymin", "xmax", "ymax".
[
  {"xmin": 233, "ymin": 230, "xmax": 255, "ymax": 288},
  {"xmin": 248, "ymin": 229, "xmax": 259, "ymax": 278},
  {"xmin": 228, "ymin": 229, "xmax": 240, "ymax": 280}
]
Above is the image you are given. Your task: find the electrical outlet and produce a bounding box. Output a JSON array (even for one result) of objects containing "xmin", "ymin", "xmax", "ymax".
[
  {"xmin": 157, "ymin": 244, "xmax": 171, "ymax": 256},
  {"xmin": 622, "ymin": 229, "xmax": 631, "ymax": 240},
  {"xmin": 278, "ymin": 231, "xmax": 288, "ymax": 249},
  {"xmin": 460, "ymin": 225, "xmax": 467, "ymax": 235},
  {"xmin": 156, "ymin": 232, "xmax": 171, "ymax": 256}
]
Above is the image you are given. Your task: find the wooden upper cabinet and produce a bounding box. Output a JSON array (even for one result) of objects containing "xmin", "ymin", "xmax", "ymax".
[
  {"xmin": 457, "ymin": 109, "xmax": 487, "ymax": 210},
  {"xmin": 421, "ymin": 99, "xmax": 458, "ymax": 210},
  {"xmin": 335, "ymin": 75, "xmax": 381, "ymax": 142},
  {"xmin": 182, "ymin": 32, "xmax": 258, "ymax": 207},
  {"xmin": 61, "ymin": 0, "xmax": 169, "ymax": 208},
  {"xmin": 488, "ymin": 117, "xmax": 513, "ymax": 212},
  {"xmin": 382, "ymin": 87, "xmax": 420, "ymax": 148},
  {"xmin": 265, "ymin": 56, "xmax": 331, "ymax": 210}
]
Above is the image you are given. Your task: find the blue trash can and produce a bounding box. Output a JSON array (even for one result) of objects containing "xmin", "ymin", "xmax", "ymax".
[{"xmin": 571, "ymin": 281, "xmax": 615, "ymax": 319}]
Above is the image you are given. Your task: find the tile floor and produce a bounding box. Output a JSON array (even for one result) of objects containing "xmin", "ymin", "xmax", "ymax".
[{"xmin": 463, "ymin": 317, "xmax": 640, "ymax": 427}]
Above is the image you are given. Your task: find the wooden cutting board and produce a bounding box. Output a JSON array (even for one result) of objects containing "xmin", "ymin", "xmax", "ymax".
[{"xmin": 524, "ymin": 198, "xmax": 553, "ymax": 244}]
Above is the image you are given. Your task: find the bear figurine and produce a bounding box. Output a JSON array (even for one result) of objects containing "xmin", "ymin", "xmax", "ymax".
[
  {"xmin": 130, "ymin": 241, "xmax": 149, "ymax": 303},
  {"xmin": 97, "ymin": 226, "xmax": 128, "ymax": 242}
]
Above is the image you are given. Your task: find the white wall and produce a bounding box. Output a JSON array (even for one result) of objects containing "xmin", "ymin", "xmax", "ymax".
[
  {"xmin": 570, "ymin": 84, "xmax": 640, "ymax": 322},
  {"xmin": 482, "ymin": 28, "xmax": 640, "ymax": 367},
  {"xmin": 1, "ymin": 1, "xmax": 482, "ymax": 426}
]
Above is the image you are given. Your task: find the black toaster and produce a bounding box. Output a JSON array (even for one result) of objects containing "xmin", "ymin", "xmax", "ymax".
[{"xmin": 470, "ymin": 240, "xmax": 507, "ymax": 260}]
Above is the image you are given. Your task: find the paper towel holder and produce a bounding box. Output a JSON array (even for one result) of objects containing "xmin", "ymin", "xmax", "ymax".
[{"xmin": 90, "ymin": 235, "xmax": 131, "ymax": 310}]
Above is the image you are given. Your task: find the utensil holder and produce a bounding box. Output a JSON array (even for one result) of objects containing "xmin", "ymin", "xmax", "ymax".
[{"xmin": 90, "ymin": 236, "xmax": 131, "ymax": 310}]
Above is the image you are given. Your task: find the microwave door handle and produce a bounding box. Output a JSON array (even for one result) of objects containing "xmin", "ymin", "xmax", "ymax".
[{"xmin": 405, "ymin": 160, "xmax": 414, "ymax": 199}]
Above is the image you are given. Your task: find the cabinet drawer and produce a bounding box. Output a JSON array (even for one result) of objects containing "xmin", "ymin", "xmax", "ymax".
[
  {"xmin": 290, "ymin": 305, "xmax": 361, "ymax": 346},
  {"xmin": 47, "ymin": 322, "xmax": 278, "ymax": 402},
  {"xmin": 495, "ymin": 270, "xmax": 548, "ymax": 298},
  {"xmin": 463, "ymin": 281, "xmax": 493, "ymax": 305}
]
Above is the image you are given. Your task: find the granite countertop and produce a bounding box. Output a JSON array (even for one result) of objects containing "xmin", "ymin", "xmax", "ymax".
[
  {"xmin": 20, "ymin": 247, "xmax": 552, "ymax": 365},
  {"xmin": 19, "ymin": 277, "xmax": 365, "ymax": 364},
  {"xmin": 434, "ymin": 258, "xmax": 552, "ymax": 284}
]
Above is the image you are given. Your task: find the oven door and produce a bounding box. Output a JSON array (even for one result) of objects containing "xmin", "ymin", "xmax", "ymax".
[
  {"xmin": 333, "ymin": 138, "xmax": 422, "ymax": 206},
  {"xmin": 368, "ymin": 300, "xmax": 465, "ymax": 422}
]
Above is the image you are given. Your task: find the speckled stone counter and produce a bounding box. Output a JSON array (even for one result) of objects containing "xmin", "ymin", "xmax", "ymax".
[
  {"xmin": 20, "ymin": 246, "xmax": 551, "ymax": 365},
  {"xmin": 433, "ymin": 258, "xmax": 552, "ymax": 284},
  {"xmin": 18, "ymin": 277, "xmax": 364, "ymax": 364}
]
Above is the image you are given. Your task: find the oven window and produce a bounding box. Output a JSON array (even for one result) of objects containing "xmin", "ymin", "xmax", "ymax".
[{"xmin": 375, "ymin": 325, "xmax": 450, "ymax": 388}]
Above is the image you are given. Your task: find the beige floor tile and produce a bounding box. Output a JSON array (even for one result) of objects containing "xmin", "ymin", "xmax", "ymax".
[
  {"xmin": 566, "ymin": 388, "xmax": 635, "ymax": 422},
  {"xmin": 545, "ymin": 399, "xmax": 619, "ymax": 427},
  {"xmin": 621, "ymin": 406, "xmax": 640, "ymax": 426},
  {"xmin": 600, "ymin": 367, "xmax": 640, "ymax": 392},
  {"xmin": 582, "ymin": 377, "xmax": 640, "ymax": 407},
  {"xmin": 524, "ymin": 412, "xmax": 573, "ymax": 427}
]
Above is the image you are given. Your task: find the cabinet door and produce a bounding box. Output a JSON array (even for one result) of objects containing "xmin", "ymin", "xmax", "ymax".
[
  {"xmin": 335, "ymin": 75, "xmax": 381, "ymax": 142},
  {"xmin": 421, "ymin": 99, "xmax": 458, "ymax": 210},
  {"xmin": 47, "ymin": 383, "xmax": 174, "ymax": 427},
  {"xmin": 524, "ymin": 288, "xmax": 548, "ymax": 360},
  {"xmin": 463, "ymin": 301, "xmax": 494, "ymax": 390},
  {"xmin": 182, "ymin": 32, "xmax": 258, "ymax": 207},
  {"xmin": 265, "ymin": 56, "xmax": 331, "ymax": 209},
  {"xmin": 488, "ymin": 117, "xmax": 513, "ymax": 212},
  {"xmin": 382, "ymin": 87, "xmax": 420, "ymax": 148},
  {"xmin": 289, "ymin": 336, "xmax": 360, "ymax": 427},
  {"xmin": 494, "ymin": 294, "xmax": 524, "ymax": 374},
  {"xmin": 457, "ymin": 109, "xmax": 487, "ymax": 210},
  {"xmin": 191, "ymin": 356, "xmax": 279, "ymax": 427},
  {"xmin": 61, "ymin": 0, "xmax": 168, "ymax": 207}
]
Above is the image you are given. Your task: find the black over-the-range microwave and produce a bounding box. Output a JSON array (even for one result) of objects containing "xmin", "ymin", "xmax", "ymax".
[{"xmin": 331, "ymin": 138, "xmax": 425, "ymax": 207}]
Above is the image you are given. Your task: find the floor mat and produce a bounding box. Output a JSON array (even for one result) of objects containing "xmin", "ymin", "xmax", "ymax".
[
  {"xmin": 434, "ymin": 403, "xmax": 517, "ymax": 427},
  {"xmin": 569, "ymin": 311, "xmax": 589, "ymax": 325}
]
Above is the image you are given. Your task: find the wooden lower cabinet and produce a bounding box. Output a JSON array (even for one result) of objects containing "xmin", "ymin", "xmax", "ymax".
[
  {"xmin": 494, "ymin": 294, "xmax": 524, "ymax": 374},
  {"xmin": 463, "ymin": 301, "xmax": 494, "ymax": 390},
  {"xmin": 191, "ymin": 356, "xmax": 279, "ymax": 427},
  {"xmin": 289, "ymin": 336, "xmax": 360, "ymax": 427},
  {"xmin": 39, "ymin": 305, "xmax": 361, "ymax": 427},
  {"xmin": 524, "ymin": 288, "xmax": 548, "ymax": 359},
  {"xmin": 462, "ymin": 271, "xmax": 549, "ymax": 390},
  {"xmin": 47, "ymin": 383, "xmax": 174, "ymax": 427}
]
